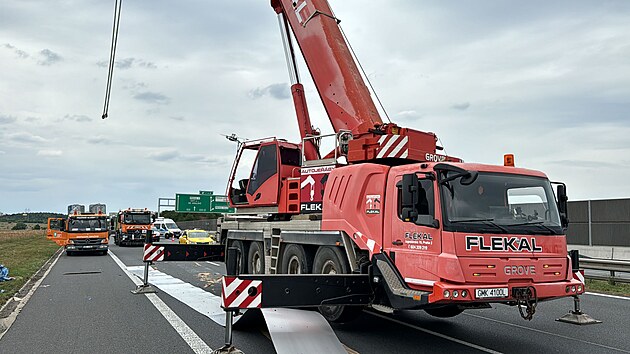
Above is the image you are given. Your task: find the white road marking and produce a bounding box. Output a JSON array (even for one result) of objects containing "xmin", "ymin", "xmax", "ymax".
[
  {"xmin": 366, "ymin": 311, "xmax": 502, "ymax": 354},
  {"xmin": 463, "ymin": 313, "xmax": 630, "ymax": 353},
  {"xmin": 586, "ymin": 292, "xmax": 630, "ymax": 301},
  {"xmin": 109, "ymin": 251, "xmax": 213, "ymax": 354},
  {"xmin": 208, "ymin": 262, "xmax": 221, "ymax": 267},
  {"xmin": 0, "ymin": 249, "xmax": 62, "ymax": 340},
  {"xmin": 127, "ymin": 265, "xmax": 231, "ymax": 325}
]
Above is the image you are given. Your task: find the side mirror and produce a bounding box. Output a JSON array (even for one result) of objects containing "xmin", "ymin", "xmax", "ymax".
[
  {"xmin": 556, "ymin": 183, "xmax": 569, "ymax": 228},
  {"xmin": 401, "ymin": 173, "xmax": 419, "ymax": 222},
  {"xmin": 415, "ymin": 214, "xmax": 440, "ymax": 228}
]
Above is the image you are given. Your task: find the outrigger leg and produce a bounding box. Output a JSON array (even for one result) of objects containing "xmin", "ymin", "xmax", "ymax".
[
  {"xmin": 132, "ymin": 233, "xmax": 157, "ymax": 294},
  {"xmin": 556, "ymin": 295, "xmax": 601, "ymax": 325},
  {"xmin": 212, "ymin": 247, "xmax": 244, "ymax": 354}
]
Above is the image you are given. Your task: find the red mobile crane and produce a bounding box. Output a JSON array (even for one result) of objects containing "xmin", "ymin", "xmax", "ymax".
[{"xmin": 219, "ymin": 0, "xmax": 586, "ymax": 322}]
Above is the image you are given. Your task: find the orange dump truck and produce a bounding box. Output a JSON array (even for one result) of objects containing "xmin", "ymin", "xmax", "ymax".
[{"xmin": 47, "ymin": 209, "xmax": 109, "ymax": 256}]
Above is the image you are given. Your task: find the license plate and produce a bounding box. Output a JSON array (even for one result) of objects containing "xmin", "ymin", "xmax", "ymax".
[
  {"xmin": 475, "ymin": 287, "xmax": 508, "ymax": 299},
  {"xmin": 83, "ymin": 245, "xmax": 93, "ymax": 249}
]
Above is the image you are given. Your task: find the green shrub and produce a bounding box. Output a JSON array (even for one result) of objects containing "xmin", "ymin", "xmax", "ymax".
[{"xmin": 11, "ymin": 222, "xmax": 28, "ymax": 230}]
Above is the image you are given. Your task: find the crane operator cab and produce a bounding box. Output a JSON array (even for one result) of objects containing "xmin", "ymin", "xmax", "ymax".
[{"xmin": 228, "ymin": 138, "xmax": 301, "ymax": 213}]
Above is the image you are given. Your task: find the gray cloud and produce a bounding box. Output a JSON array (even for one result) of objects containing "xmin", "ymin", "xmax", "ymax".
[
  {"xmin": 38, "ymin": 49, "xmax": 62, "ymax": 66},
  {"xmin": 3, "ymin": 43, "xmax": 29, "ymax": 59},
  {"xmin": 117, "ymin": 58, "xmax": 134, "ymax": 69},
  {"xmin": 148, "ymin": 150, "xmax": 180, "ymax": 161},
  {"xmin": 0, "ymin": 115, "xmax": 17, "ymax": 124},
  {"xmin": 37, "ymin": 150, "xmax": 63, "ymax": 157},
  {"xmin": 249, "ymin": 83, "xmax": 290, "ymax": 100},
  {"xmin": 62, "ymin": 114, "xmax": 92, "ymax": 122},
  {"xmin": 97, "ymin": 58, "xmax": 157, "ymax": 70},
  {"xmin": 86, "ymin": 136, "xmax": 112, "ymax": 144},
  {"xmin": 451, "ymin": 102, "xmax": 471, "ymax": 111},
  {"xmin": 8, "ymin": 132, "xmax": 47, "ymax": 143},
  {"xmin": 169, "ymin": 116, "xmax": 185, "ymax": 121},
  {"xmin": 134, "ymin": 92, "xmax": 170, "ymax": 104}
]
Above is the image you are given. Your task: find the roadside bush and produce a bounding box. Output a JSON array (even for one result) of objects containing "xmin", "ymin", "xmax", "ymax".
[
  {"xmin": 33, "ymin": 224, "xmax": 41, "ymax": 230},
  {"xmin": 11, "ymin": 222, "xmax": 28, "ymax": 230}
]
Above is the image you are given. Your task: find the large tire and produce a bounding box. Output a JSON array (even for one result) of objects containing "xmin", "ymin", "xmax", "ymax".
[
  {"xmin": 313, "ymin": 246, "xmax": 363, "ymax": 323},
  {"xmin": 247, "ymin": 241, "xmax": 265, "ymax": 274},
  {"xmin": 424, "ymin": 305, "xmax": 464, "ymax": 318},
  {"xmin": 229, "ymin": 240, "xmax": 247, "ymax": 274},
  {"xmin": 281, "ymin": 244, "xmax": 311, "ymax": 274}
]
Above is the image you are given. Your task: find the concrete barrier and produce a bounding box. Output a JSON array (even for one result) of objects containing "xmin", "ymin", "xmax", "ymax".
[{"xmin": 569, "ymin": 245, "xmax": 630, "ymax": 261}]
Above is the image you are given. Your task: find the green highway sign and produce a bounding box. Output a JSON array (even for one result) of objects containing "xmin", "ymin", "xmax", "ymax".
[
  {"xmin": 176, "ymin": 193, "xmax": 212, "ymax": 213},
  {"xmin": 176, "ymin": 193, "xmax": 234, "ymax": 213}
]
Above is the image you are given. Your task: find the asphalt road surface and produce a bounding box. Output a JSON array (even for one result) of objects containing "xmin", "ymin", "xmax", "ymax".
[{"xmin": 1, "ymin": 241, "xmax": 629, "ymax": 354}]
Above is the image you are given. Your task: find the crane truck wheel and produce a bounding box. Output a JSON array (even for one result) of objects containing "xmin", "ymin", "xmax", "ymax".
[
  {"xmin": 281, "ymin": 244, "xmax": 311, "ymax": 274},
  {"xmin": 424, "ymin": 305, "xmax": 464, "ymax": 318},
  {"xmin": 229, "ymin": 240, "xmax": 247, "ymax": 274},
  {"xmin": 247, "ymin": 241, "xmax": 265, "ymax": 274},
  {"xmin": 313, "ymin": 246, "xmax": 364, "ymax": 323}
]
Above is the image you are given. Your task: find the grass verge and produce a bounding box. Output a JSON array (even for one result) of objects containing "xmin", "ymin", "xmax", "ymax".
[
  {"xmin": 586, "ymin": 279, "xmax": 630, "ymax": 297},
  {"xmin": 0, "ymin": 230, "xmax": 60, "ymax": 308}
]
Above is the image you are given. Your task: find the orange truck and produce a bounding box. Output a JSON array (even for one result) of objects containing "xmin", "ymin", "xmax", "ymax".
[
  {"xmin": 112, "ymin": 208, "xmax": 157, "ymax": 246},
  {"xmin": 47, "ymin": 206, "xmax": 109, "ymax": 256}
]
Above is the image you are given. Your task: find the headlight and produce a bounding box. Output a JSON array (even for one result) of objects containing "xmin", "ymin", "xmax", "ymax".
[{"xmin": 142, "ymin": 230, "xmax": 147, "ymax": 234}]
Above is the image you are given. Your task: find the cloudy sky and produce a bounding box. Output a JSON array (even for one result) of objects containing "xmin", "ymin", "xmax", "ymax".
[{"xmin": 1, "ymin": 0, "xmax": 629, "ymax": 214}]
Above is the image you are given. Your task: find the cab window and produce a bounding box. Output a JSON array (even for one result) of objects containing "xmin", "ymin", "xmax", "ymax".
[{"xmin": 398, "ymin": 178, "xmax": 435, "ymax": 220}]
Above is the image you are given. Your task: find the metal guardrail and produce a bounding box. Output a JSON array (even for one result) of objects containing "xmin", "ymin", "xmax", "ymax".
[{"xmin": 580, "ymin": 258, "xmax": 630, "ymax": 284}]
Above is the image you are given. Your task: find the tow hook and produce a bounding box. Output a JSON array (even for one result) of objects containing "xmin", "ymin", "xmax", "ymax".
[{"xmin": 512, "ymin": 286, "xmax": 537, "ymax": 321}]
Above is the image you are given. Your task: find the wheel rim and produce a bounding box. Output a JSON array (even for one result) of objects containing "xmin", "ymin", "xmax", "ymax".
[
  {"xmin": 287, "ymin": 255, "xmax": 302, "ymax": 274},
  {"xmin": 251, "ymin": 252, "xmax": 262, "ymax": 274},
  {"xmin": 321, "ymin": 260, "xmax": 337, "ymax": 274}
]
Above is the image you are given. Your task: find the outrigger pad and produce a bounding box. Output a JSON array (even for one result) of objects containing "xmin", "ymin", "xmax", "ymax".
[
  {"xmin": 211, "ymin": 346, "xmax": 244, "ymax": 354},
  {"xmin": 131, "ymin": 284, "xmax": 157, "ymax": 294},
  {"xmin": 556, "ymin": 311, "xmax": 602, "ymax": 325}
]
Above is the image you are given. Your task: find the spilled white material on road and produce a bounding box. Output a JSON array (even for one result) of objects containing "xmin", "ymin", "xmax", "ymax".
[
  {"xmin": 262, "ymin": 308, "xmax": 347, "ymax": 354},
  {"xmin": 109, "ymin": 252, "xmax": 213, "ymax": 354},
  {"xmin": 126, "ymin": 265, "xmax": 352, "ymax": 354},
  {"xmin": 127, "ymin": 265, "xmax": 235, "ymax": 326}
]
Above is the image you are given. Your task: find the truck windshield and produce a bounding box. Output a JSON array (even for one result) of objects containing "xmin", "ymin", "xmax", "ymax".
[
  {"xmin": 440, "ymin": 172, "xmax": 563, "ymax": 235},
  {"xmin": 123, "ymin": 213, "xmax": 151, "ymax": 225},
  {"xmin": 68, "ymin": 217, "xmax": 109, "ymax": 232}
]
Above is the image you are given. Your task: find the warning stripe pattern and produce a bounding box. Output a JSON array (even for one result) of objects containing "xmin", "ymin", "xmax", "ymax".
[
  {"xmin": 355, "ymin": 231, "xmax": 382, "ymax": 256},
  {"xmin": 573, "ymin": 269, "xmax": 585, "ymax": 284},
  {"xmin": 143, "ymin": 244, "xmax": 165, "ymax": 262},
  {"xmin": 221, "ymin": 276, "xmax": 262, "ymax": 309},
  {"xmin": 377, "ymin": 135, "xmax": 409, "ymax": 159}
]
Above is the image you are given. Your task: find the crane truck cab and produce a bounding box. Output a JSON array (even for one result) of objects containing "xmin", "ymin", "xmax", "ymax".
[{"xmin": 46, "ymin": 211, "xmax": 109, "ymax": 256}]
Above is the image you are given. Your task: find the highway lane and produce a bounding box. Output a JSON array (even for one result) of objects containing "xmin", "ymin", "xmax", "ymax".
[
  {"xmin": 2, "ymin": 239, "xmax": 629, "ymax": 353},
  {"xmin": 113, "ymin": 241, "xmax": 630, "ymax": 354}
]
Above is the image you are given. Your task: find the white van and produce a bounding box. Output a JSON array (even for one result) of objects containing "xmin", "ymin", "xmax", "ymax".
[{"xmin": 152, "ymin": 218, "xmax": 182, "ymax": 239}]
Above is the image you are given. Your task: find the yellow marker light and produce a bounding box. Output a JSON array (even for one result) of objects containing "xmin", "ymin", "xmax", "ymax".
[
  {"xmin": 473, "ymin": 273, "xmax": 481, "ymax": 277},
  {"xmin": 487, "ymin": 265, "xmax": 495, "ymax": 268},
  {"xmin": 504, "ymin": 154, "xmax": 515, "ymax": 167},
  {"xmin": 391, "ymin": 127, "xmax": 399, "ymax": 135},
  {"xmin": 543, "ymin": 264, "xmax": 550, "ymax": 268}
]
